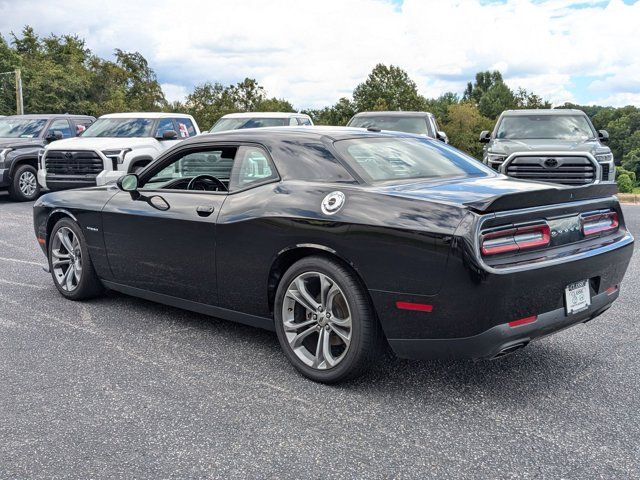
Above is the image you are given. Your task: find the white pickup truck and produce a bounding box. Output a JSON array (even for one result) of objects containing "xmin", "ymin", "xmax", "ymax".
[{"xmin": 38, "ymin": 112, "xmax": 200, "ymax": 191}]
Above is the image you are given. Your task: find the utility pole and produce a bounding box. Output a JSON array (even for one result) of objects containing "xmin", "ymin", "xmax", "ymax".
[
  {"xmin": 15, "ymin": 69, "xmax": 24, "ymax": 115},
  {"xmin": 0, "ymin": 69, "xmax": 24, "ymax": 114}
]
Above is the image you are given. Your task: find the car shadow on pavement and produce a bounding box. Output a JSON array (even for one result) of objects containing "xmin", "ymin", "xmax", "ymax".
[{"xmin": 98, "ymin": 289, "xmax": 592, "ymax": 403}]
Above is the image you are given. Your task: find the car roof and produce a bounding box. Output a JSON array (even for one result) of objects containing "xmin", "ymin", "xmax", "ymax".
[
  {"xmin": 501, "ymin": 109, "xmax": 586, "ymax": 116},
  {"xmin": 2, "ymin": 114, "xmax": 94, "ymax": 120},
  {"xmin": 100, "ymin": 112, "xmax": 193, "ymax": 119},
  {"xmin": 351, "ymin": 111, "xmax": 434, "ymax": 118},
  {"xmin": 181, "ymin": 126, "xmax": 428, "ymax": 145},
  {"xmin": 220, "ymin": 112, "xmax": 310, "ymax": 119}
]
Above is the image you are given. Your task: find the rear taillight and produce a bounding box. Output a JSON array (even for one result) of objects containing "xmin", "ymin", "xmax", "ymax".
[
  {"xmin": 481, "ymin": 223, "xmax": 550, "ymax": 256},
  {"xmin": 581, "ymin": 211, "xmax": 618, "ymax": 236}
]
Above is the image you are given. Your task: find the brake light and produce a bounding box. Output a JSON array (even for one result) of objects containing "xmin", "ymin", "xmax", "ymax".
[
  {"xmin": 508, "ymin": 315, "xmax": 537, "ymax": 328},
  {"xmin": 481, "ymin": 223, "xmax": 550, "ymax": 256},
  {"xmin": 581, "ymin": 211, "xmax": 618, "ymax": 236}
]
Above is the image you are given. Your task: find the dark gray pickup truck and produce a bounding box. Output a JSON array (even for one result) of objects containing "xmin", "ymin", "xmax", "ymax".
[
  {"xmin": 479, "ymin": 109, "xmax": 615, "ymax": 185},
  {"xmin": 0, "ymin": 114, "xmax": 95, "ymax": 201}
]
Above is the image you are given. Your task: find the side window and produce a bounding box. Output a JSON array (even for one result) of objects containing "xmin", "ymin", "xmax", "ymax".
[
  {"xmin": 229, "ymin": 146, "xmax": 278, "ymax": 191},
  {"xmin": 175, "ymin": 118, "xmax": 196, "ymax": 138},
  {"xmin": 142, "ymin": 147, "xmax": 238, "ymax": 190},
  {"xmin": 155, "ymin": 118, "xmax": 176, "ymax": 138},
  {"xmin": 73, "ymin": 119, "xmax": 93, "ymax": 136},
  {"xmin": 289, "ymin": 117, "xmax": 298, "ymax": 126},
  {"xmin": 297, "ymin": 117, "xmax": 312, "ymax": 126},
  {"xmin": 48, "ymin": 119, "xmax": 73, "ymax": 138}
]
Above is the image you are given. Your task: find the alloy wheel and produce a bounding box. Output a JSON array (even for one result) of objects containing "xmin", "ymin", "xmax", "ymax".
[
  {"xmin": 19, "ymin": 170, "xmax": 37, "ymax": 197},
  {"xmin": 282, "ymin": 271, "xmax": 352, "ymax": 370},
  {"xmin": 51, "ymin": 227, "xmax": 83, "ymax": 292}
]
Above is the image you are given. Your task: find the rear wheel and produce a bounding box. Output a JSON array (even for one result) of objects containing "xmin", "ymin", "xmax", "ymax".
[
  {"xmin": 49, "ymin": 218, "xmax": 104, "ymax": 300},
  {"xmin": 274, "ymin": 256, "xmax": 383, "ymax": 383},
  {"xmin": 8, "ymin": 164, "xmax": 40, "ymax": 201}
]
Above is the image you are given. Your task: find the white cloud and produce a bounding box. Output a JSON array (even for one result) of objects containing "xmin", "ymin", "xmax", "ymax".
[
  {"xmin": 0, "ymin": 0, "xmax": 638, "ymax": 108},
  {"xmin": 161, "ymin": 83, "xmax": 189, "ymax": 103}
]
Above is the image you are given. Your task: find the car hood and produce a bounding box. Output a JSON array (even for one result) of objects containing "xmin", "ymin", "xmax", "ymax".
[
  {"xmin": 46, "ymin": 136, "xmax": 157, "ymax": 151},
  {"xmin": 488, "ymin": 138, "xmax": 603, "ymax": 156},
  {"xmin": 378, "ymin": 174, "xmax": 617, "ymax": 213},
  {"xmin": 0, "ymin": 137, "xmax": 43, "ymax": 149}
]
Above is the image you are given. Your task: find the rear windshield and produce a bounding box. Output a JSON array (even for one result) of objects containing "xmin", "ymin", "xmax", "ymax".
[
  {"xmin": 496, "ymin": 114, "xmax": 595, "ymax": 140},
  {"xmin": 348, "ymin": 116, "xmax": 432, "ymax": 136},
  {"xmin": 334, "ymin": 137, "xmax": 488, "ymax": 184},
  {"xmin": 210, "ymin": 117, "xmax": 288, "ymax": 132},
  {"xmin": 82, "ymin": 118, "xmax": 154, "ymax": 138}
]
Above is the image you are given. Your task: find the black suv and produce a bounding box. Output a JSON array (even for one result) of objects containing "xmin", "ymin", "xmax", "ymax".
[{"xmin": 0, "ymin": 114, "xmax": 95, "ymax": 201}]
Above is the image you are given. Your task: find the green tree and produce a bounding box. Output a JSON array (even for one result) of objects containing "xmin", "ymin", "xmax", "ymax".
[
  {"xmin": 514, "ymin": 88, "xmax": 551, "ymax": 109},
  {"xmin": 442, "ymin": 102, "xmax": 494, "ymax": 159},
  {"xmin": 478, "ymin": 82, "xmax": 516, "ymax": 119},
  {"xmin": 304, "ymin": 97, "xmax": 356, "ymax": 126},
  {"xmin": 463, "ymin": 71, "xmax": 504, "ymax": 104},
  {"xmin": 352, "ymin": 64, "xmax": 427, "ymax": 112},
  {"xmin": 617, "ymin": 173, "xmax": 633, "ymax": 193},
  {"xmin": 621, "ymin": 149, "xmax": 640, "ymax": 183}
]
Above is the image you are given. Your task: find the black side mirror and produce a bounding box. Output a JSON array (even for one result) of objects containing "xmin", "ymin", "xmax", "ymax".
[
  {"xmin": 157, "ymin": 130, "xmax": 178, "ymax": 140},
  {"xmin": 479, "ymin": 130, "xmax": 491, "ymax": 143},
  {"xmin": 46, "ymin": 130, "xmax": 64, "ymax": 142},
  {"xmin": 117, "ymin": 174, "xmax": 139, "ymax": 192},
  {"xmin": 436, "ymin": 131, "xmax": 449, "ymax": 144},
  {"xmin": 598, "ymin": 130, "xmax": 609, "ymax": 143}
]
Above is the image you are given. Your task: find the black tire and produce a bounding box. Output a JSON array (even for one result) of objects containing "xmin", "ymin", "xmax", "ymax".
[
  {"xmin": 8, "ymin": 164, "xmax": 40, "ymax": 202},
  {"xmin": 48, "ymin": 218, "xmax": 104, "ymax": 300},
  {"xmin": 274, "ymin": 256, "xmax": 383, "ymax": 383}
]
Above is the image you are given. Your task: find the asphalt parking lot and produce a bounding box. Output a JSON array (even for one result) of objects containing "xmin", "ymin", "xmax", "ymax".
[{"xmin": 0, "ymin": 192, "xmax": 638, "ymax": 479}]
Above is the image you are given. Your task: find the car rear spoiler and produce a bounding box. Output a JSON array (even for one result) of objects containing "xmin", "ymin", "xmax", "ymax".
[{"xmin": 464, "ymin": 183, "xmax": 619, "ymax": 213}]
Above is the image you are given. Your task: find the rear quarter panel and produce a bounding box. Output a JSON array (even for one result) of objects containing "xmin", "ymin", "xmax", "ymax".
[{"xmin": 216, "ymin": 180, "xmax": 465, "ymax": 317}]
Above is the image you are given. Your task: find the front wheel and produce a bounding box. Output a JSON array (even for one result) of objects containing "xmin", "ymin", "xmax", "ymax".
[
  {"xmin": 8, "ymin": 164, "xmax": 40, "ymax": 201},
  {"xmin": 49, "ymin": 218, "xmax": 104, "ymax": 300},
  {"xmin": 274, "ymin": 256, "xmax": 383, "ymax": 383}
]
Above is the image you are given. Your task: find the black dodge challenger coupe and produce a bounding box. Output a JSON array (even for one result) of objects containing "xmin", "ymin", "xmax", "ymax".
[{"xmin": 34, "ymin": 127, "xmax": 634, "ymax": 382}]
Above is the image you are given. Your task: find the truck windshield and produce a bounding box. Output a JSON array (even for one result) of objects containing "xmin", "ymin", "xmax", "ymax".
[
  {"xmin": 82, "ymin": 118, "xmax": 154, "ymax": 137},
  {"xmin": 496, "ymin": 115, "xmax": 595, "ymax": 140},
  {"xmin": 347, "ymin": 116, "xmax": 431, "ymax": 136},
  {"xmin": 334, "ymin": 137, "xmax": 488, "ymax": 184},
  {"xmin": 210, "ymin": 118, "xmax": 288, "ymax": 132},
  {"xmin": 0, "ymin": 118, "xmax": 47, "ymax": 138}
]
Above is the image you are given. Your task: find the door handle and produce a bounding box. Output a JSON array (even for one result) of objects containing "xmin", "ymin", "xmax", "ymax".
[{"xmin": 196, "ymin": 205, "xmax": 215, "ymax": 217}]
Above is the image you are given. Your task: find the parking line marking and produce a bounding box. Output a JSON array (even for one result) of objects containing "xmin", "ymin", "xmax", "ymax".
[
  {"xmin": 0, "ymin": 278, "xmax": 48, "ymax": 290},
  {"xmin": 0, "ymin": 256, "xmax": 44, "ymax": 267}
]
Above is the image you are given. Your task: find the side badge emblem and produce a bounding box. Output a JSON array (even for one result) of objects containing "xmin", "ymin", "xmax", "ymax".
[{"xmin": 321, "ymin": 191, "xmax": 346, "ymax": 215}]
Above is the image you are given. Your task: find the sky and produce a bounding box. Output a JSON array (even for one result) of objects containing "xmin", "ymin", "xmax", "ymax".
[{"xmin": 0, "ymin": 0, "xmax": 638, "ymax": 109}]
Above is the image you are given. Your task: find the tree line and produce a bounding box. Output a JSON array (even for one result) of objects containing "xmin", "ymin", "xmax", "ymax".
[{"xmin": 1, "ymin": 27, "xmax": 638, "ymax": 191}]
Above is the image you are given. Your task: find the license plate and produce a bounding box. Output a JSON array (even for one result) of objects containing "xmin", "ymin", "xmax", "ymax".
[{"xmin": 565, "ymin": 280, "xmax": 591, "ymax": 314}]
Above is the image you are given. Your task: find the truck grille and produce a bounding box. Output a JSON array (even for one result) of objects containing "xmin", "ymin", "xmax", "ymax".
[
  {"xmin": 45, "ymin": 151, "xmax": 104, "ymax": 177},
  {"xmin": 505, "ymin": 156, "xmax": 596, "ymax": 185}
]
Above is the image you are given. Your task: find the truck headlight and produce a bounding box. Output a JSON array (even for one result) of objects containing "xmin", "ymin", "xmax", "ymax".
[
  {"xmin": 0, "ymin": 148, "xmax": 12, "ymax": 167},
  {"xmin": 595, "ymin": 153, "xmax": 614, "ymax": 163},
  {"xmin": 487, "ymin": 153, "xmax": 507, "ymax": 163},
  {"xmin": 102, "ymin": 148, "xmax": 132, "ymax": 165}
]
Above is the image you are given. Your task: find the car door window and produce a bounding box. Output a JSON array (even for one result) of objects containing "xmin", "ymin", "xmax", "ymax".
[
  {"xmin": 48, "ymin": 119, "xmax": 73, "ymax": 138},
  {"xmin": 73, "ymin": 119, "xmax": 94, "ymax": 136},
  {"xmin": 229, "ymin": 146, "xmax": 278, "ymax": 191},
  {"xmin": 297, "ymin": 117, "xmax": 312, "ymax": 126},
  {"xmin": 174, "ymin": 118, "xmax": 196, "ymax": 138},
  {"xmin": 155, "ymin": 118, "xmax": 176, "ymax": 138},
  {"xmin": 142, "ymin": 146, "xmax": 238, "ymax": 191}
]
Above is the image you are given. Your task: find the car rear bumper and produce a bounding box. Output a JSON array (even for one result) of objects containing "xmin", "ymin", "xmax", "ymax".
[{"xmin": 388, "ymin": 287, "xmax": 619, "ymax": 360}]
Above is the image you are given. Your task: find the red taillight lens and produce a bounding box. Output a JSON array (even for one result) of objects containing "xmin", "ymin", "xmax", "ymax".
[
  {"xmin": 581, "ymin": 211, "xmax": 619, "ymax": 236},
  {"xmin": 481, "ymin": 223, "xmax": 550, "ymax": 256}
]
